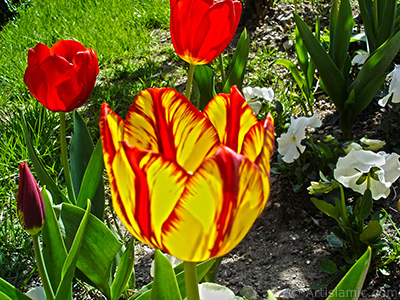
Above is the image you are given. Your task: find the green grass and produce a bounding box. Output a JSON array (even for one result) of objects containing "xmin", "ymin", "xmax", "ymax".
[{"xmin": 0, "ymin": 0, "xmax": 172, "ymax": 288}]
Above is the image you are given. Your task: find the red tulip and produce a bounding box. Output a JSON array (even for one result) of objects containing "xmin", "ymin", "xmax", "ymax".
[
  {"xmin": 17, "ymin": 163, "xmax": 46, "ymax": 235},
  {"xmin": 24, "ymin": 40, "xmax": 99, "ymax": 112},
  {"xmin": 170, "ymin": 0, "xmax": 242, "ymax": 65}
]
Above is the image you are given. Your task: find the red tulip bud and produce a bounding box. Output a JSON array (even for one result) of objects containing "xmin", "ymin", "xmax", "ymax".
[{"xmin": 17, "ymin": 163, "xmax": 46, "ymax": 235}]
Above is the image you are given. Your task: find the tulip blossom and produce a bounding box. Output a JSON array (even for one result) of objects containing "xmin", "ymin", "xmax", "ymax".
[
  {"xmin": 17, "ymin": 162, "xmax": 46, "ymax": 235},
  {"xmin": 378, "ymin": 64, "xmax": 400, "ymax": 107},
  {"xmin": 100, "ymin": 86, "xmax": 274, "ymax": 262},
  {"xmin": 170, "ymin": 0, "xmax": 242, "ymax": 65},
  {"xmin": 24, "ymin": 39, "xmax": 99, "ymax": 112},
  {"xmin": 242, "ymin": 86, "xmax": 274, "ymax": 115},
  {"xmin": 334, "ymin": 149, "xmax": 400, "ymax": 200},
  {"xmin": 277, "ymin": 114, "xmax": 322, "ymax": 163}
]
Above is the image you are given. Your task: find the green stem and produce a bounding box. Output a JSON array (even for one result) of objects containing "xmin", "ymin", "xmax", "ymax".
[
  {"xmin": 184, "ymin": 261, "xmax": 200, "ymax": 300},
  {"xmin": 59, "ymin": 112, "xmax": 76, "ymax": 204},
  {"xmin": 339, "ymin": 185, "xmax": 349, "ymax": 226},
  {"xmin": 218, "ymin": 54, "xmax": 226, "ymax": 84},
  {"xmin": 32, "ymin": 234, "xmax": 55, "ymax": 300},
  {"xmin": 185, "ymin": 63, "xmax": 196, "ymax": 103}
]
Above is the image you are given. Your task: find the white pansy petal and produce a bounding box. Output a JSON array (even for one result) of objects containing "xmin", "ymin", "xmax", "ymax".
[
  {"xmin": 343, "ymin": 142, "xmax": 363, "ymax": 154},
  {"xmin": 360, "ymin": 137, "xmax": 385, "ymax": 151},
  {"xmin": 379, "ymin": 152, "xmax": 400, "ymax": 183},
  {"xmin": 198, "ymin": 283, "xmax": 236, "ymax": 300},
  {"xmin": 369, "ymin": 178, "xmax": 390, "ymax": 200},
  {"xmin": 261, "ymin": 87, "xmax": 274, "ymax": 101},
  {"xmin": 307, "ymin": 113, "xmax": 322, "ymax": 128},
  {"xmin": 378, "ymin": 93, "xmax": 392, "ymax": 106},
  {"xmin": 391, "ymin": 84, "xmax": 400, "ymax": 103}
]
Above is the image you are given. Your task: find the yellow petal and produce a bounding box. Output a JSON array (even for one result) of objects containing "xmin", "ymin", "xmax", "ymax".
[
  {"xmin": 203, "ymin": 86, "xmax": 257, "ymax": 153},
  {"xmin": 99, "ymin": 102, "xmax": 125, "ymax": 173},
  {"xmin": 123, "ymin": 88, "xmax": 219, "ymax": 173},
  {"xmin": 162, "ymin": 146, "xmax": 268, "ymax": 262},
  {"xmin": 111, "ymin": 142, "xmax": 188, "ymax": 250}
]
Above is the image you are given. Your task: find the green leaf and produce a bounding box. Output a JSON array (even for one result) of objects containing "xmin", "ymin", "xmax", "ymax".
[
  {"xmin": 21, "ymin": 113, "xmax": 70, "ymax": 205},
  {"xmin": 326, "ymin": 247, "xmax": 371, "ymax": 300},
  {"xmin": 294, "ymin": 13, "xmax": 348, "ymax": 112},
  {"xmin": 273, "ymin": 59, "xmax": 305, "ymax": 90},
  {"xmin": 376, "ymin": 0, "xmax": 397, "ymax": 49},
  {"xmin": 55, "ymin": 200, "xmax": 92, "ymax": 300},
  {"xmin": 319, "ymin": 259, "xmax": 338, "ymax": 274},
  {"xmin": 58, "ymin": 203, "xmax": 123, "ymax": 298},
  {"xmin": 311, "ymin": 198, "xmax": 340, "ymax": 222},
  {"xmin": 111, "ymin": 239, "xmax": 136, "ymax": 300},
  {"xmin": 150, "ymin": 250, "xmax": 182, "ymax": 300},
  {"xmin": 329, "ymin": 0, "xmax": 354, "ymax": 73},
  {"xmin": 129, "ymin": 259, "xmax": 215, "ymax": 300},
  {"xmin": 267, "ymin": 290, "xmax": 278, "ymax": 300},
  {"xmin": 354, "ymin": 30, "xmax": 400, "ymax": 98},
  {"xmin": 193, "ymin": 64, "xmax": 215, "ymax": 110},
  {"xmin": 70, "ymin": 111, "xmax": 94, "ymax": 198},
  {"xmin": 75, "ymin": 141, "xmax": 105, "ymax": 220},
  {"xmin": 360, "ymin": 220, "xmax": 383, "ymax": 245},
  {"xmin": 41, "ymin": 188, "xmax": 68, "ymax": 292},
  {"xmin": 353, "ymin": 189, "xmax": 373, "ymax": 221},
  {"xmin": 0, "ymin": 277, "xmax": 32, "ymax": 300},
  {"xmin": 222, "ymin": 28, "xmax": 250, "ymax": 93}
]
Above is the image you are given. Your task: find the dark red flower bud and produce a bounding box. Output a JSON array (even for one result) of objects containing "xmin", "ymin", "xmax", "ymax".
[
  {"xmin": 17, "ymin": 162, "xmax": 46, "ymax": 235},
  {"xmin": 24, "ymin": 39, "xmax": 99, "ymax": 112}
]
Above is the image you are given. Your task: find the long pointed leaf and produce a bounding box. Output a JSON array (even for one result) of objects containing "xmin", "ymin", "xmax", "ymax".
[
  {"xmin": 55, "ymin": 200, "xmax": 92, "ymax": 300},
  {"xmin": 0, "ymin": 277, "xmax": 32, "ymax": 300},
  {"xmin": 70, "ymin": 111, "xmax": 94, "ymax": 198},
  {"xmin": 111, "ymin": 239, "xmax": 136, "ymax": 300},
  {"xmin": 21, "ymin": 113, "xmax": 69, "ymax": 204},
  {"xmin": 326, "ymin": 247, "xmax": 371, "ymax": 300},
  {"xmin": 294, "ymin": 13, "xmax": 347, "ymax": 112},
  {"xmin": 41, "ymin": 188, "xmax": 68, "ymax": 292},
  {"xmin": 75, "ymin": 141, "xmax": 105, "ymax": 219},
  {"xmin": 150, "ymin": 250, "xmax": 182, "ymax": 300},
  {"xmin": 222, "ymin": 28, "xmax": 250, "ymax": 93},
  {"xmin": 193, "ymin": 64, "xmax": 215, "ymax": 111}
]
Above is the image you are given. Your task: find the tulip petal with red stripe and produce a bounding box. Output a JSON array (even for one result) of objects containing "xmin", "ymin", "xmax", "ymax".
[
  {"xmin": 111, "ymin": 142, "xmax": 188, "ymax": 250},
  {"xmin": 242, "ymin": 113, "xmax": 275, "ymax": 175},
  {"xmin": 162, "ymin": 146, "xmax": 267, "ymax": 262},
  {"xmin": 203, "ymin": 86, "xmax": 257, "ymax": 153},
  {"xmin": 124, "ymin": 88, "xmax": 220, "ymax": 173}
]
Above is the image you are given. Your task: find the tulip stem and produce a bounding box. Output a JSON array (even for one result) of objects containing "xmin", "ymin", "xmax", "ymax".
[
  {"xmin": 32, "ymin": 234, "xmax": 55, "ymax": 300},
  {"xmin": 186, "ymin": 63, "xmax": 196, "ymax": 104},
  {"xmin": 59, "ymin": 112, "xmax": 76, "ymax": 204},
  {"xmin": 184, "ymin": 261, "xmax": 200, "ymax": 300},
  {"xmin": 218, "ymin": 54, "xmax": 226, "ymax": 84}
]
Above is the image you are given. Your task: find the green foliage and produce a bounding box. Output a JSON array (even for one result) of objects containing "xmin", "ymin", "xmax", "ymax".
[{"xmin": 295, "ymin": 0, "xmax": 400, "ymax": 139}]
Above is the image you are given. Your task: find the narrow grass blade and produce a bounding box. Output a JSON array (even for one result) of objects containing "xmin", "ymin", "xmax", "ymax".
[{"xmin": 194, "ymin": 64, "xmax": 215, "ymax": 111}]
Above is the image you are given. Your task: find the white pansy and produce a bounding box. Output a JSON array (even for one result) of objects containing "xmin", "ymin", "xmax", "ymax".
[
  {"xmin": 351, "ymin": 53, "xmax": 369, "ymax": 66},
  {"xmin": 360, "ymin": 137, "xmax": 386, "ymax": 151},
  {"xmin": 334, "ymin": 149, "xmax": 400, "ymax": 200},
  {"xmin": 150, "ymin": 253, "xmax": 183, "ymax": 277},
  {"xmin": 379, "ymin": 64, "xmax": 400, "ymax": 106},
  {"xmin": 197, "ymin": 283, "xmax": 237, "ymax": 300},
  {"xmin": 343, "ymin": 142, "xmax": 363, "ymax": 154},
  {"xmin": 277, "ymin": 114, "xmax": 322, "ymax": 163},
  {"xmin": 242, "ymin": 86, "xmax": 274, "ymax": 114}
]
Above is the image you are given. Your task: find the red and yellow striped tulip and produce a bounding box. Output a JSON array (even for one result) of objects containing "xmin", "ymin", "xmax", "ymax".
[{"xmin": 100, "ymin": 86, "xmax": 274, "ymax": 262}]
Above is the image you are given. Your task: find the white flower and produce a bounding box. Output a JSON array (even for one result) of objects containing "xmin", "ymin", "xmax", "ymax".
[
  {"xmin": 379, "ymin": 64, "xmax": 400, "ymax": 106},
  {"xmin": 242, "ymin": 86, "xmax": 274, "ymax": 114},
  {"xmin": 195, "ymin": 283, "xmax": 237, "ymax": 300},
  {"xmin": 334, "ymin": 149, "xmax": 400, "ymax": 200},
  {"xmin": 277, "ymin": 114, "xmax": 322, "ymax": 163},
  {"xmin": 343, "ymin": 142, "xmax": 363, "ymax": 154},
  {"xmin": 351, "ymin": 53, "xmax": 369, "ymax": 66},
  {"xmin": 25, "ymin": 286, "xmax": 45, "ymax": 300},
  {"xmin": 360, "ymin": 137, "xmax": 386, "ymax": 151},
  {"xmin": 150, "ymin": 253, "xmax": 183, "ymax": 277}
]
